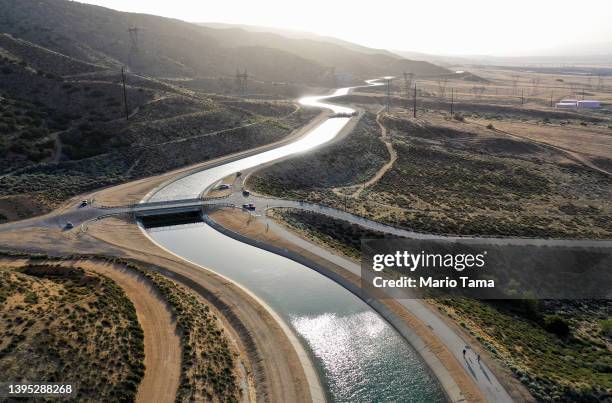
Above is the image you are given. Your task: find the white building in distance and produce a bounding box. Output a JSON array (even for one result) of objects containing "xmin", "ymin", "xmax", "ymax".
[{"xmin": 556, "ymin": 99, "xmax": 601, "ymax": 109}]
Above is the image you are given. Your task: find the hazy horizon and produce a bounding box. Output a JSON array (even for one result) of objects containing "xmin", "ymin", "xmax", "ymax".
[{"xmin": 77, "ymin": 0, "xmax": 612, "ymax": 57}]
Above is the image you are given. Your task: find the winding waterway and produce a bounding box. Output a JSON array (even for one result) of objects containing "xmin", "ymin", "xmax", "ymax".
[{"xmin": 145, "ymin": 80, "xmax": 447, "ymax": 402}]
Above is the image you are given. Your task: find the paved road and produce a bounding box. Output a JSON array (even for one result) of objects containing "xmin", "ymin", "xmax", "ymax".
[
  {"xmin": 221, "ymin": 190, "xmax": 612, "ymax": 248},
  {"xmin": 5, "ymin": 181, "xmax": 609, "ymax": 250}
]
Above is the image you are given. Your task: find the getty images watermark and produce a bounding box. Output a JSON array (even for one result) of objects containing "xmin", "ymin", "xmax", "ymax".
[
  {"xmin": 372, "ymin": 250, "xmax": 489, "ymax": 289},
  {"xmin": 361, "ymin": 238, "xmax": 612, "ymax": 300}
]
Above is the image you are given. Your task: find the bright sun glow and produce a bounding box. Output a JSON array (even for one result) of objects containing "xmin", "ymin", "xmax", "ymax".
[{"xmin": 78, "ymin": 0, "xmax": 612, "ymax": 56}]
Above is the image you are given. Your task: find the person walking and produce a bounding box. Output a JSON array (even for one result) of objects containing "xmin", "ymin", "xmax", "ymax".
[
  {"xmin": 462, "ymin": 349, "xmax": 466, "ymax": 357},
  {"xmin": 477, "ymin": 354, "xmax": 481, "ymax": 363}
]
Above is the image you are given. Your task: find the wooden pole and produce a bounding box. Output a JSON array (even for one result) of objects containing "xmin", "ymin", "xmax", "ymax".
[{"xmin": 550, "ymin": 91, "xmax": 553, "ymax": 107}]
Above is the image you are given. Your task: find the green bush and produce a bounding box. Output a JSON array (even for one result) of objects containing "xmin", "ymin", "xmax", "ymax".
[
  {"xmin": 601, "ymin": 319, "xmax": 612, "ymax": 337},
  {"xmin": 543, "ymin": 315, "xmax": 570, "ymax": 337}
]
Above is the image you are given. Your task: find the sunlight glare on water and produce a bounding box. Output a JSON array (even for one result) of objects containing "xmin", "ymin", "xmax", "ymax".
[
  {"xmin": 293, "ymin": 311, "xmax": 446, "ymax": 402},
  {"xmin": 148, "ymin": 80, "xmax": 382, "ymax": 202}
]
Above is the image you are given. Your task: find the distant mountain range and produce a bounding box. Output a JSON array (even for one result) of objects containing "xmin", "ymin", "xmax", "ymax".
[
  {"xmin": 394, "ymin": 43, "xmax": 612, "ymax": 68},
  {"xmin": 0, "ymin": 0, "xmax": 448, "ymax": 87},
  {"xmin": 199, "ymin": 22, "xmax": 403, "ymax": 59}
]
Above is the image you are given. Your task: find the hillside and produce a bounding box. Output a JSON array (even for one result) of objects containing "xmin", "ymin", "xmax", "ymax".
[
  {"xmin": 0, "ymin": 30, "xmax": 318, "ymax": 221},
  {"xmin": 0, "ymin": 0, "xmax": 448, "ymax": 85},
  {"xmin": 0, "ymin": 0, "xmax": 449, "ymax": 222},
  {"xmin": 200, "ymin": 26, "xmax": 450, "ymax": 80}
]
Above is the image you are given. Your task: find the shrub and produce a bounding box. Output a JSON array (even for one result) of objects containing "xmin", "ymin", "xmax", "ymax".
[
  {"xmin": 601, "ymin": 319, "xmax": 612, "ymax": 337},
  {"xmin": 486, "ymin": 123, "xmax": 494, "ymax": 129},
  {"xmin": 543, "ymin": 315, "xmax": 570, "ymax": 337},
  {"xmin": 453, "ymin": 113, "xmax": 464, "ymax": 122}
]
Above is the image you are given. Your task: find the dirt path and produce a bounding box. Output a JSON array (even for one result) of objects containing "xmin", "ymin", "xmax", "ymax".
[
  {"xmin": 350, "ymin": 108, "xmax": 398, "ymax": 198},
  {"xmin": 78, "ymin": 261, "xmax": 181, "ymax": 403},
  {"xmin": 329, "ymin": 108, "xmax": 397, "ymax": 199}
]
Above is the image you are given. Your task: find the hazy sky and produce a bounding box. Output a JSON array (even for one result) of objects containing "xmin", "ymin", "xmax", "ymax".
[{"xmin": 79, "ymin": 0, "xmax": 612, "ymax": 55}]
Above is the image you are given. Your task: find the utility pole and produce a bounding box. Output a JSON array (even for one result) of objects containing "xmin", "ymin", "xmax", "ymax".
[
  {"xmin": 413, "ymin": 83, "xmax": 417, "ymax": 118},
  {"xmin": 550, "ymin": 90, "xmax": 554, "ymax": 107},
  {"xmin": 450, "ymin": 88, "xmax": 454, "ymax": 115},
  {"xmin": 121, "ymin": 66, "xmax": 129, "ymax": 121},
  {"xmin": 521, "ymin": 88, "xmax": 524, "ymax": 105}
]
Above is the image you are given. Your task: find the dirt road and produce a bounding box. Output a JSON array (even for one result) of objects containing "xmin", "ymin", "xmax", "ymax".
[{"xmin": 79, "ymin": 261, "xmax": 181, "ymax": 403}]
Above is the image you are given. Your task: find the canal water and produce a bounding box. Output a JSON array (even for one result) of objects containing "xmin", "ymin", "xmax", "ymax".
[{"xmin": 146, "ymin": 80, "xmax": 447, "ymax": 402}]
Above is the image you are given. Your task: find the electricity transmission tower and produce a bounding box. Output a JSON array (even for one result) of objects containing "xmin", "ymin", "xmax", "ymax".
[
  {"xmin": 511, "ymin": 75, "xmax": 519, "ymax": 95},
  {"xmin": 384, "ymin": 77, "xmax": 393, "ymax": 111},
  {"xmin": 437, "ymin": 77, "xmax": 448, "ymax": 98},
  {"xmin": 127, "ymin": 26, "xmax": 139, "ymax": 69},
  {"xmin": 235, "ymin": 69, "xmax": 248, "ymax": 97},
  {"xmin": 403, "ymin": 72, "xmax": 414, "ymax": 109}
]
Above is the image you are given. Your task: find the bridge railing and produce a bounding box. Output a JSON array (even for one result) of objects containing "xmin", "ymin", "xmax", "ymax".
[{"xmin": 96, "ymin": 194, "xmax": 230, "ymax": 210}]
